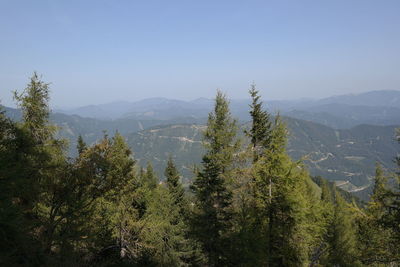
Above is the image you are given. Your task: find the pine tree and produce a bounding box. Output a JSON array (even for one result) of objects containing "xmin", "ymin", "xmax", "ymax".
[
  {"xmin": 164, "ymin": 156, "xmax": 186, "ymax": 214},
  {"xmin": 0, "ymin": 106, "xmax": 36, "ymax": 264},
  {"xmin": 74, "ymin": 133, "xmax": 137, "ymax": 264},
  {"xmin": 13, "ymin": 72, "xmax": 53, "ymax": 144},
  {"xmin": 246, "ymin": 83, "xmax": 272, "ymax": 162},
  {"xmin": 0, "ymin": 73, "xmax": 71, "ymax": 265},
  {"xmin": 144, "ymin": 161, "xmax": 158, "ymax": 189},
  {"xmin": 77, "ymin": 134, "xmax": 87, "ymax": 155},
  {"xmin": 251, "ymin": 114, "xmax": 326, "ymax": 265},
  {"xmin": 324, "ymin": 189, "xmax": 361, "ymax": 266},
  {"xmin": 191, "ymin": 90, "xmax": 240, "ymax": 266},
  {"xmin": 358, "ymin": 163, "xmax": 396, "ymax": 265},
  {"xmin": 376, "ymin": 130, "xmax": 400, "ymax": 262}
]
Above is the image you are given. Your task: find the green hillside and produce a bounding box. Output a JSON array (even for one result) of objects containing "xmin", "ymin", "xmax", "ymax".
[
  {"xmin": 126, "ymin": 119, "xmax": 398, "ymax": 198},
  {"xmin": 4, "ymin": 105, "xmax": 398, "ymax": 199}
]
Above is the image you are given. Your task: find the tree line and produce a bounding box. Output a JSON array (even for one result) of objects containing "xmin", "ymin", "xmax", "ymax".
[{"xmin": 0, "ymin": 73, "xmax": 399, "ymax": 266}]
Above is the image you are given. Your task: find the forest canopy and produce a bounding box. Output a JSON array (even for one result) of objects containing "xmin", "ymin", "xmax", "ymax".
[{"xmin": 0, "ymin": 74, "xmax": 400, "ymax": 266}]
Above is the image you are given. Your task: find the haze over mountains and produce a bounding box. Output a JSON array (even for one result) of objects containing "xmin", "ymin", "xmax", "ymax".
[
  {"xmin": 2, "ymin": 89, "xmax": 400, "ymax": 200},
  {"xmin": 57, "ymin": 90, "xmax": 400, "ymax": 128}
]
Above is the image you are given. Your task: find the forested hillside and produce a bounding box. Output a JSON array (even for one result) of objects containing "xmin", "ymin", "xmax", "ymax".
[
  {"xmin": 4, "ymin": 104, "xmax": 398, "ymax": 200},
  {"xmin": 1, "ymin": 75, "xmax": 399, "ymax": 266},
  {"xmin": 125, "ymin": 120, "xmax": 397, "ymax": 200}
]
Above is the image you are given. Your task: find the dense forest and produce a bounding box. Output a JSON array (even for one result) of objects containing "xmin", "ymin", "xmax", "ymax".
[{"xmin": 1, "ymin": 74, "xmax": 400, "ymax": 266}]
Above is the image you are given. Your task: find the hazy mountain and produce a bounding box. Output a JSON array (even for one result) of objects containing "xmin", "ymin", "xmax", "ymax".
[
  {"xmin": 317, "ymin": 90, "xmax": 400, "ymax": 107},
  {"xmin": 3, "ymin": 101, "xmax": 399, "ymax": 201},
  {"xmin": 2, "ymin": 105, "xmax": 206, "ymax": 155},
  {"xmin": 285, "ymin": 104, "xmax": 400, "ymax": 129},
  {"xmin": 124, "ymin": 118, "xmax": 398, "ymax": 200},
  {"xmin": 55, "ymin": 90, "xmax": 400, "ymax": 129}
]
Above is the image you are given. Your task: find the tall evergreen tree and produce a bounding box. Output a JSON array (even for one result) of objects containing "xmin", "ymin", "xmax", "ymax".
[
  {"xmin": 246, "ymin": 83, "xmax": 272, "ymax": 162},
  {"xmin": 0, "ymin": 73, "xmax": 69, "ymax": 265},
  {"xmin": 358, "ymin": 163, "xmax": 396, "ymax": 265},
  {"xmin": 165, "ymin": 156, "xmax": 185, "ymax": 213},
  {"xmin": 191, "ymin": 90, "xmax": 240, "ymax": 266},
  {"xmin": 324, "ymin": 189, "xmax": 361, "ymax": 266},
  {"xmin": 144, "ymin": 161, "xmax": 158, "ymax": 189},
  {"xmin": 77, "ymin": 134, "xmax": 87, "ymax": 155},
  {"xmin": 376, "ymin": 130, "xmax": 400, "ymax": 262},
  {"xmin": 13, "ymin": 72, "xmax": 53, "ymax": 143}
]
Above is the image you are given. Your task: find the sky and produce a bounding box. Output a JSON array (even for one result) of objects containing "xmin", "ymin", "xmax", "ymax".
[{"xmin": 1, "ymin": 0, "xmax": 400, "ymax": 108}]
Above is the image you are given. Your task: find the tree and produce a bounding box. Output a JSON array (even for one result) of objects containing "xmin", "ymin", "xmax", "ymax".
[
  {"xmin": 373, "ymin": 130, "xmax": 400, "ymax": 262},
  {"xmin": 324, "ymin": 189, "xmax": 361, "ymax": 266},
  {"xmin": 0, "ymin": 73, "xmax": 71, "ymax": 265},
  {"xmin": 165, "ymin": 156, "xmax": 185, "ymax": 212},
  {"xmin": 246, "ymin": 83, "xmax": 272, "ymax": 162},
  {"xmin": 191, "ymin": 90, "xmax": 240, "ymax": 266},
  {"xmin": 77, "ymin": 134, "xmax": 87, "ymax": 155},
  {"xmin": 13, "ymin": 72, "xmax": 53, "ymax": 144},
  {"xmin": 0, "ymin": 105, "xmax": 37, "ymax": 264},
  {"xmin": 358, "ymin": 163, "xmax": 396, "ymax": 265},
  {"xmin": 250, "ymin": 109, "xmax": 325, "ymax": 265},
  {"xmin": 144, "ymin": 161, "xmax": 158, "ymax": 189}
]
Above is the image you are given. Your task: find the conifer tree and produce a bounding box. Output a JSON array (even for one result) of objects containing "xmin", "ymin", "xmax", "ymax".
[
  {"xmin": 165, "ymin": 156, "xmax": 186, "ymax": 213},
  {"xmin": 251, "ymin": 112, "xmax": 325, "ymax": 265},
  {"xmin": 77, "ymin": 134, "xmax": 87, "ymax": 155},
  {"xmin": 144, "ymin": 161, "xmax": 158, "ymax": 189},
  {"xmin": 376, "ymin": 130, "xmax": 400, "ymax": 262},
  {"xmin": 324, "ymin": 189, "xmax": 361, "ymax": 266},
  {"xmin": 191, "ymin": 90, "xmax": 240, "ymax": 266},
  {"xmin": 246, "ymin": 83, "xmax": 272, "ymax": 162},
  {"xmin": 13, "ymin": 72, "xmax": 53, "ymax": 144},
  {"xmin": 358, "ymin": 163, "xmax": 396, "ymax": 265},
  {"xmin": 0, "ymin": 73, "xmax": 72, "ymax": 264},
  {"xmin": 0, "ymin": 106, "xmax": 35, "ymax": 264}
]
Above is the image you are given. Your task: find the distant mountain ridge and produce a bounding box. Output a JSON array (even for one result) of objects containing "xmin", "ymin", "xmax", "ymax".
[
  {"xmin": 3, "ymin": 102, "xmax": 398, "ymax": 201},
  {"xmin": 317, "ymin": 90, "xmax": 400, "ymax": 107},
  {"xmin": 55, "ymin": 90, "xmax": 400, "ymax": 128}
]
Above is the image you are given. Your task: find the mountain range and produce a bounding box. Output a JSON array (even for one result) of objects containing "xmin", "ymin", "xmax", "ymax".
[
  {"xmin": 57, "ymin": 90, "xmax": 400, "ymax": 129},
  {"xmin": 2, "ymin": 89, "xmax": 400, "ymax": 201}
]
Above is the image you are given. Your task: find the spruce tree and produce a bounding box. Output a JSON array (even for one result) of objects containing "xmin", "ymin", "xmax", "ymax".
[
  {"xmin": 251, "ymin": 113, "xmax": 325, "ymax": 265},
  {"xmin": 0, "ymin": 106, "xmax": 35, "ymax": 264},
  {"xmin": 0, "ymin": 73, "xmax": 72, "ymax": 264},
  {"xmin": 246, "ymin": 83, "xmax": 272, "ymax": 162},
  {"xmin": 77, "ymin": 134, "xmax": 87, "ymax": 155},
  {"xmin": 164, "ymin": 156, "xmax": 185, "ymax": 213},
  {"xmin": 358, "ymin": 163, "xmax": 396, "ymax": 265},
  {"xmin": 191, "ymin": 90, "xmax": 239, "ymax": 266},
  {"xmin": 324, "ymin": 189, "xmax": 361, "ymax": 266},
  {"xmin": 144, "ymin": 161, "xmax": 158, "ymax": 189},
  {"xmin": 13, "ymin": 72, "xmax": 53, "ymax": 144}
]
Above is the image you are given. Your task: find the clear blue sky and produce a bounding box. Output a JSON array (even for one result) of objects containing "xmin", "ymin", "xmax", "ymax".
[{"xmin": 1, "ymin": 0, "xmax": 399, "ymax": 107}]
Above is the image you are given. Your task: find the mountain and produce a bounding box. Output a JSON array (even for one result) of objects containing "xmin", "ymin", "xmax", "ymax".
[
  {"xmin": 317, "ymin": 90, "xmax": 400, "ymax": 107},
  {"xmin": 285, "ymin": 104, "xmax": 400, "ymax": 129},
  {"xmin": 3, "ymin": 102, "xmax": 399, "ymax": 200},
  {"xmin": 2, "ymin": 105, "xmax": 206, "ymax": 155},
  {"xmin": 55, "ymin": 90, "xmax": 400, "ymax": 129},
  {"xmin": 126, "ymin": 119, "xmax": 398, "ymax": 200},
  {"xmin": 58, "ymin": 98, "xmax": 210, "ymax": 120}
]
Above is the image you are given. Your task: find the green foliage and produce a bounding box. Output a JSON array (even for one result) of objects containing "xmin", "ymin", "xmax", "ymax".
[
  {"xmin": 13, "ymin": 72, "xmax": 53, "ymax": 144},
  {"xmin": 191, "ymin": 91, "xmax": 240, "ymax": 266},
  {"xmin": 322, "ymin": 190, "xmax": 362, "ymax": 266},
  {"xmin": 246, "ymin": 83, "xmax": 273, "ymax": 161},
  {"xmin": 165, "ymin": 156, "xmax": 186, "ymax": 214},
  {"xmin": 144, "ymin": 161, "xmax": 158, "ymax": 189},
  {"xmin": 2, "ymin": 75, "xmax": 399, "ymax": 266},
  {"xmin": 77, "ymin": 134, "xmax": 87, "ymax": 155},
  {"xmin": 251, "ymin": 117, "xmax": 325, "ymax": 266}
]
